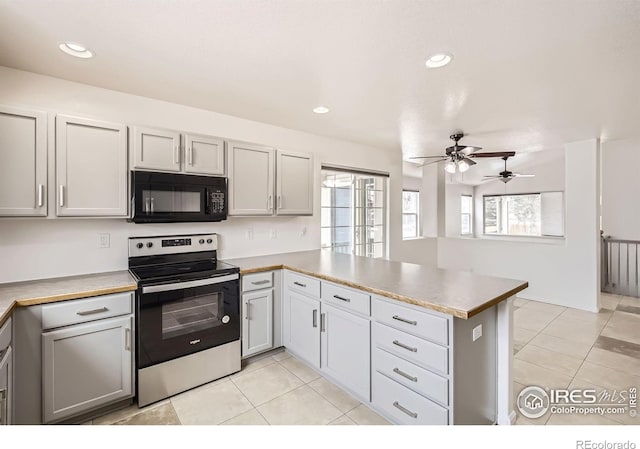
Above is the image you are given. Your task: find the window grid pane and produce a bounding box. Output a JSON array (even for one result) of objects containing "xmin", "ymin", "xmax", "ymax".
[
  {"xmin": 461, "ymin": 195, "xmax": 473, "ymax": 235},
  {"xmin": 322, "ymin": 169, "xmax": 387, "ymax": 258},
  {"xmin": 483, "ymin": 192, "xmax": 563, "ymax": 237},
  {"xmin": 402, "ymin": 190, "xmax": 420, "ymax": 239}
]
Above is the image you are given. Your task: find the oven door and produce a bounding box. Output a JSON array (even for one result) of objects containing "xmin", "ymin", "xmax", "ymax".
[
  {"xmin": 131, "ymin": 171, "xmax": 227, "ymax": 223},
  {"xmin": 136, "ymin": 273, "xmax": 240, "ymax": 368}
]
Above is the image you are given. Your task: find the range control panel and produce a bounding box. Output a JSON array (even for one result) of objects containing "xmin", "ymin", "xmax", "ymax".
[{"xmin": 128, "ymin": 233, "xmax": 218, "ymax": 257}]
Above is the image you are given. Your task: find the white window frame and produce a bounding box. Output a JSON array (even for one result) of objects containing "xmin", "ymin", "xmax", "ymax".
[
  {"xmin": 461, "ymin": 194, "xmax": 473, "ymax": 235},
  {"xmin": 402, "ymin": 189, "xmax": 420, "ymax": 240}
]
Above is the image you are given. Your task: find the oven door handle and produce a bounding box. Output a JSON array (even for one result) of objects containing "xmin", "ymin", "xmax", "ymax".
[{"xmin": 142, "ymin": 273, "xmax": 239, "ymax": 294}]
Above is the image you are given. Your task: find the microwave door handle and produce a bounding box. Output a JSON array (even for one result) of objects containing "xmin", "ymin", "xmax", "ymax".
[
  {"xmin": 142, "ymin": 273, "xmax": 239, "ymax": 294},
  {"xmin": 150, "ymin": 197, "xmax": 154, "ymax": 213},
  {"xmin": 144, "ymin": 197, "xmax": 151, "ymax": 213}
]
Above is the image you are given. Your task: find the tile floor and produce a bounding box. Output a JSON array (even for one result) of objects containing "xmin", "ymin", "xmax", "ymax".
[
  {"xmin": 87, "ymin": 292, "xmax": 640, "ymax": 426},
  {"xmin": 513, "ymin": 292, "xmax": 640, "ymax": 425}
]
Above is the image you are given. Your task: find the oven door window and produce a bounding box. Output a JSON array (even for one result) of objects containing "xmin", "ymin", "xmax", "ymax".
[
  {"xmin": 162, "ymin": 291, "xmax": 222, "ymax": 339},
  {"xmin": 137, "ymin": 280, "xmax": 240, "ymax": 368}
]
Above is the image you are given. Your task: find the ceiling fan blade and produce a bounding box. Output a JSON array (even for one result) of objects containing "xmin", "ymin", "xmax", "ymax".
[
  {"xmin": 470, "ymin": 151, "xmax": 516, "ymax": 158},
  {"xmin": 513, "ymin": 174, "xmax": 535, "ymax": 177},
  {"xmin": 482, "ymin": 175, "xmax": 501, "ymax": 178},
  {"xmin": 408, "ymin": 155, "xmax": 450, "ymax": 160},
  {"xmin": 458, "ymin": 145, "xmax": 482, "ymax": 156},
  {"xmin": 419, "ymin": 158, "xmax": 448, "ymax": 167},
  {"xmin": 462, "ymin": 157, "xmax": 477, "ymax": 166}
]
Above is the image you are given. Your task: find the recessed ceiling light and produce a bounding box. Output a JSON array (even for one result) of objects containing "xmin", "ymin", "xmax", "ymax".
[
  {"xmin": 425, "ymin": 53, "xmax": 452, "ymax": 69},
  {"xmin": 313, "ymin": 106, "xmax": 330, "ymax": 114},
  {"xmin": 58, "ymin": 42, "xmax": 94, "ymax": 59}
]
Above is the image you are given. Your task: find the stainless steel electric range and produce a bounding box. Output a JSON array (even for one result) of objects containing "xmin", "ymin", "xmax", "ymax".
[{"xmin": 128, "ymin": 233, "xmax": 240, "ymax": 407}]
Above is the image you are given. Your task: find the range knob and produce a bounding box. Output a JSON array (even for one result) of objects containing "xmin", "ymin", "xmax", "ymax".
[
  {"xmin": 207, "ymin": 238, "xmax": 213, "ymax": 244},
  {"xmin": 146, "ymin": 242, "xmax": 153, "ymax": 248},
  {"xmin": 199, "ymin": 239, "xmax": 205, "ymax": 245},
  {"xmin": 136, "ymin": 243, "xmax": 144, "ymax": 249}
]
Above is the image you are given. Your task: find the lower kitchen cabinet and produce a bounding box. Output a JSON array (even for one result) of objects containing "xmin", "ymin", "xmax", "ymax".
[
  {"xmin": 284, "ymin": 289, "xmax": 320, "ymax": 368},
  {"xmin": 0, "ymin": 318, "xmax": 13, "ymax": 425},
  {"xmin": 242, "ymin": 289, "xmax": 273, "ymax": 357},
  {"xmin": 320, "ymin": 303, "xmax": 370, "ymax": 401},
  {"xmin": 42, "ymin": 315, "xmax": 133, "ymax": 423}
]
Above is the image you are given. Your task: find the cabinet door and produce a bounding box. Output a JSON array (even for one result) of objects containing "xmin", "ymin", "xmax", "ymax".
[
  {"xmin": 320, "ymin": 303, "xmax": 371, "ymax": 401},
  {"xmin": 284, "ymin": 290, "xmax": 320, "ymax": 368},
  {"xmin": 56, "ymin": 115, "xmax": 128, "ymax": 216},
  {"xmin": 42, "ymin": 315, "xmax": 133, "ymax": 423},
  {"xmin": 242, "ymin": 289, "xmax": 273, "ymax": 358},
  {"xmin": 183, "ymin": 133, "xmax": 225, "ymax": 175},
  {"xmin": 227, "ymin": 141, "xmax": 274, "ymax": 215},
  {"xmin": 0, "ymin": 105, "xmax": 47, "ymax": 216},
  {"xmin": 276, "ymin": 150, "xmax": 313, "ymax": 215},
  {"xmin": 131, "ymin": 126, "xmax": 181, "ymax": 172},
  {"xmin": 0, "ymin": 347, "xmax": 12, "ymax": 425}
]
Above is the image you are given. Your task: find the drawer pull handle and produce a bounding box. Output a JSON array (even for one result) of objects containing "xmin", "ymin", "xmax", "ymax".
[
  {"xmin": 251, "ymin": 280, "xmax": 271, "ymax": 285},
  {"xmin": 392, "ymin": 315, "xmax": 417, "ymax": 326},
  {"xmin": 333, "ymin": 294, "xmax": 351, "ymax": 303},
  {"xmin": 393, "ymin": 367, "xmax": 418, "ymax": 382},
  {"xmin": 392, "ymin": 340, "xmax": 417, "ymax": 353},
  {"xmin": 293, "ymin": 281, "xmax": 307, "ymax": 288},
  {"xmin": 393, "ymin": 401, "xmax": 418, "ymax": 419},
  {"xmin": 76, "ymin": 306, "xmax": 109, "ymax": 316},
  {"xmin": 190, "ymin": 339, "xmax": 201, "ymax": 345}
]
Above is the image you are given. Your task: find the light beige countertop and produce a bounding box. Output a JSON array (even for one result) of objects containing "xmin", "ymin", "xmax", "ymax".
[
  {"xmin": 0, "ymin": 270, "xmax": 137, "ymax": 326},
  {"xmin": 225, "ymin": 250, "xmax": 528, "ymax": 319}
]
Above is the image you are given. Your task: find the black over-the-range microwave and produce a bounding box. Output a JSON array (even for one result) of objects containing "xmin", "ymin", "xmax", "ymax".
[{"xmin": 130, "ymin": 171, "xmax": 228, "ymax": 223}]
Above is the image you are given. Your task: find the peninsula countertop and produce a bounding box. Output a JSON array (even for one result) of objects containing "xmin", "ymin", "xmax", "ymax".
[
  {"xmin": 225, "ymin": 250, "xmax": 528, "ymax": 319},
  {"xmin": 0, "ymin": 270, "xmax": 138, "ymax": 326}
]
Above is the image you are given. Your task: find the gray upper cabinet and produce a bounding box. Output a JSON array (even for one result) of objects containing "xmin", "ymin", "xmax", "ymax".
[
  {"xmin": 276, "ymin": 150, "xmax": 313, "ymax": 215},
  {"xmin": 133, "ymin": 126, "xmax": 225, "ymax": 175},
  {"xmin": 183, "ymin": 133, "xmax": 225, "ymax": 175},
  {"xmin": 0, "ymin": 105, "xmax": 47, "ymax": 217},
  {"xmin": 56, "ymin": 115, "xmax": 128, "ymax": 217},
  {"xmin": 228, "ymin": 141, "xmax": 313, "ymax": 216},
  {"xmin": 131, "ymin": 126, "xmax": 181, "ymax": 172},
  {"xmin": 227, "ymin": 141, "xmax": 275, "ymax": 215}
]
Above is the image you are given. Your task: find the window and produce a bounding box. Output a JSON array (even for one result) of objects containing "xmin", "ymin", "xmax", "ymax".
[
  {"xmin": 461, "ymin": 195, "xmax": 473, "ymax": 235},
  {"xmin": 402, "ymin": 190, "xmax": 419, "ymax": 239},
  {"xmin": 321, "ymin": 168, "xmax": 387, "ymax": 258},
  {"xmin": 483, "ymin": 192, "xmax": 564, "ymax": 237}
]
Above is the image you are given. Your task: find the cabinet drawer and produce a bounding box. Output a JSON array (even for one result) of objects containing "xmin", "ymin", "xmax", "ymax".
[
  {"xmin": 373, "ymin": 347, "xmax": 448, "ymax": 405},
  {"xmin": 321, "ymin": 282, "xmax": 370, "ymax": 316},
  {"xmin": 285, "ymin": 271, "xmax": 320, "ymax": 298},
  {"xmin": 42, "ymin": 292, "xmax": 133, "ymax": 330},
  {"xmin": 0, "ymin": 317, "xmax": 11, "ymax": 351},
  {"xmin": 242, "ymin": 271, "xmax": 274, "ymax": 292},
  {"xmin": 373, "ymin": 371, "xmax": 448, "ymax": 425},
  {"xmin": 373, "ymin": 298, "xmax": 449, "ymax": 345},
  {"xmin": 372, "ymin": 322, "xmax": 448, "ymax": 375}
]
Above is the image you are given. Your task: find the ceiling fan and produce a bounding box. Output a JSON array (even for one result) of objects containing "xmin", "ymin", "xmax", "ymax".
[
  {"xmin": 409, "ymin": 133, "xmax": 515, "ymax": 174},
  {"xmin": 483, "ymin": 156, "xmax": 535, "ymax": 183}
]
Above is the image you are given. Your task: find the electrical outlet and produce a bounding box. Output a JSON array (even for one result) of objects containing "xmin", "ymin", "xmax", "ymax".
[
  {"xmin": 98, "ymin": 233, "xmax": 110, "ymax": 248},
  {"xmin": 472, "ymin": 324, "xmax": 483, "ymax": 342},
  {"xmin": 246, "ymin": 228, "xmax": 253, "ymax": 240},
  {"xmin": 270, "ymin": 229, "xmax": 277, "ymax": 239}
]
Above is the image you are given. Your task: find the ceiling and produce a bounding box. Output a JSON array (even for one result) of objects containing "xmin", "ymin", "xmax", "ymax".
[{"xmin": 0, "ymin": 0, "xmax": 638, "ymax": 159}]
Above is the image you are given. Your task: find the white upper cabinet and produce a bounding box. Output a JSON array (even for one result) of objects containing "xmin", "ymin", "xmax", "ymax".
[
  {"xmin": 227, "ymin": 141, "xmax": 313, "ymax": 216},
  {"xmin": 276, "ymin": 150, "xmax": 313, "ymax": 215},
  {"xmin": 0, "ymin": 105, "xmax": 47, "ymax": 216},
  {"xmin": 56, "ymin": 115, "xmax": 128, "ymax": 217},
  {"xmin": 227, "ymin": 141, "xmax": 275, "ymax": 215},
  {"xmin": 183, "ymin": 133, "xmax": 225, "ymax": 176},
  {"xmin": 132, "ymin": 126, "xmax": 225, "ymax": 176},
  {"xmin": 131, "ymin": 126, "xmax": 181, "ymax": 172}
]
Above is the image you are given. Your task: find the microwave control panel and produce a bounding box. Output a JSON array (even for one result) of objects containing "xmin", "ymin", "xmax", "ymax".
[{"xmin": 208, "ymin": 190, "xmax": 226, "ymax": 214}]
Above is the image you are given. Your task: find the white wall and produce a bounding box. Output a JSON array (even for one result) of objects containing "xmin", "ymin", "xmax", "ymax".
[
  {"xmin": 601, "ymin": 137, "xmax": 640, "ymax": 240},
  {"xmin": 438, "ymin": 141, "xmax": 600, "ymax": 312},
  {"xmin": 0, "ymin": 66, "xmax": 403, "ymax": 283}
]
